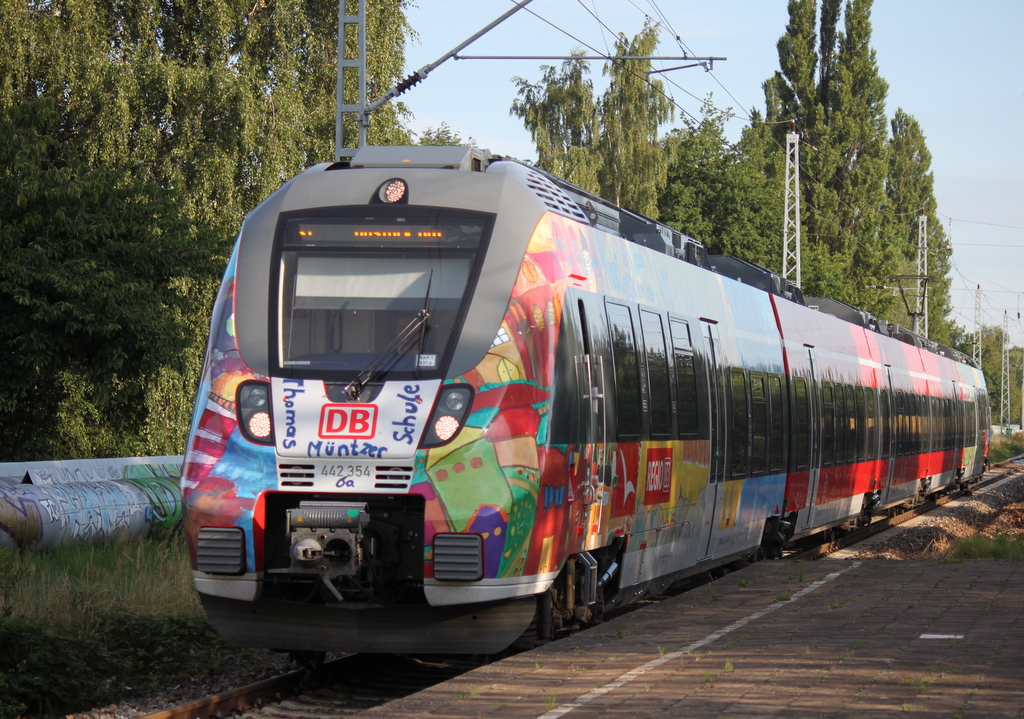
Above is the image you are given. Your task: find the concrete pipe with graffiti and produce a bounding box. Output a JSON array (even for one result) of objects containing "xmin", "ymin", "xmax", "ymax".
[{"xmin": 0, "ymin": 467, "xmax": 183, "ymax": 550}]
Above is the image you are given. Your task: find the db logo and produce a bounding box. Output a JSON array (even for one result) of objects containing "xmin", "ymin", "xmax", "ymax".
[{"xmin": 318, "ymin": 404, "xmax": 378, "ymax": 439}]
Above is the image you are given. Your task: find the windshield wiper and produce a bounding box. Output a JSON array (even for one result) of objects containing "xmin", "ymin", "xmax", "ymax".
[{"xmin": 345, "ymin": 309, "xmax": 431, "ymax": 401}]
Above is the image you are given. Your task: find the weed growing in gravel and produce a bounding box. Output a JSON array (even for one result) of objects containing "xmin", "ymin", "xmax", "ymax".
[{"xmin": 543, "ymin": 690, "xmax": 557, "ymax": 711}]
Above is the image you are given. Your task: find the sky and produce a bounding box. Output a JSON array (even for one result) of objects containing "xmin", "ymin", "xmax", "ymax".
[{"xmin": 392, "ymin": 0, "xmax": 1024, "ymax": 346}]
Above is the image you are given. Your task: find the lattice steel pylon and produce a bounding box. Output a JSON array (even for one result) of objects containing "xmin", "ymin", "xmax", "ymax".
[
  {"xmin": 782, "ymin": 123, "xmax": 801, "ymax": 287},
  {"xmin": 1002, "ymin": 310, "xmax": 1010, "ymax": 427},
  {"xmin": 335, "ymin": 0, "xmax": 366, "ymax": 161},
  {"xmin": 917, "ymin": 210, "xmax": 928, "ymax": 338},
  {"xmin": 974, "ymin": 285, "xmax": 982, "ymax": 365}
]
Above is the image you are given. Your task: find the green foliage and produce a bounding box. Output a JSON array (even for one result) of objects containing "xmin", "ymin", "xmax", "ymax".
[
  {"xmin": 0, "ymin": 536, "xmax": 256, "ymax": 718},
  {"xmin": 511, "ymin": 22, "xmax": 672, "ymax": 215},
  {"xmin": 659, "ymin": 103, "xmax": 782, "ymax": 267},
  {"xmin": 596, "ymin": 21, "xmax": 673, "ymax": 217},
  {"xmin": 0, "ymin": 99, "xmax": 217, "ymax": 459},
  {"xmin": 0, "ymin": 618, "xmax": 115, "ymax": 719},
  {"xmin": 416, "ymin": 121, "xmax": 474, "ymax": 146},
  {"xmin": 1, "ymin": 535, "xmax": 199, "ymax": 631},
  {"xmin": 887, "ymin": 109, "xmax": 955, "ymax": 344},
  {"xmin": 950, "ymin": 533, "xmax": 1024, "ymax": 561},
  {"xmin": 0, "ymin": 612, "xmax": 238, "ymax": 719},
  {"xmin": 764, "ymin": 0, "xmax": 899, "ymax": 317},
  {"xmin": 511, "ymin": 53, "xmax": 601, "ymax": 193},
  {"xmin": 0, "ymin": 0, "xmax": 414, "ymax": 459},
  {"xmin": 988, "ymin": 433, "xmax": 1024, "ymax": 463}
]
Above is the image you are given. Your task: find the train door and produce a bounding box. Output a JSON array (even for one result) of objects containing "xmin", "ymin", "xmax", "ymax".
[
  {"xmin": 574, "ymin": 296, "xmax": 612, "ymax": 551},
  {"xmin": 794, "ymin": 346, "xmax": 820, "ymax": 533},
  {"xmin": 697, "ymin": 320, "xmax": 726, "ymax": 560}
]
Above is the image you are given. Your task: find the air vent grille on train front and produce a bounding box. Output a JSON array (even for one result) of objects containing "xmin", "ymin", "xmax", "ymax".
[
  {"xmin": 524, "ymin": 170, "xmax": 590, "ymax": 223},
  {"xmin": 375, "ymin": 465, "xmax": 414, "ymax": 490},
  {"xmin": 433, "ymin": 533, "xmax": 484, "ymax": 581}
]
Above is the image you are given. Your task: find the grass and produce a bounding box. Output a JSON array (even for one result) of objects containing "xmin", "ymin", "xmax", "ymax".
[
  {"xmin": 0, "ymin": 534, "xmax": 259, "ymax": 719},
  {"xmin": 949, "ymin": 533, "xmax": 1024, "ymax": 561},
  {"xmin": 0, "ymin": 532, "xmax": 200, "ymax": 633},
  {"xmin": 988, "ymin": 433, "xmax": 1024, "ymax": 462}
]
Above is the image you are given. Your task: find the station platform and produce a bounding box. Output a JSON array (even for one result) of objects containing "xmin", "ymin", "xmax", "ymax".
[{"xmin": 353, "ymin": 557, "xmax": 1024, "ymax": 719}]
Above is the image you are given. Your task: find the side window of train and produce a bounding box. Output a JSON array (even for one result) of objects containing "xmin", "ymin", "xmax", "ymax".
[
  {"xmin": 879, "ymin": 387, "xmax": 891, "ymax": 459},
  {"xmin": 768, "ymin": 374, "xmax": 785, "ymax": 473},
  {"xmin": 547, "ymin": 297, "xmax": 582, "ymax": 444},
  {"xmin": 833, "ymin": 383, "xmax": 846, "ymax": 464},
  {"xmin": 895, "ymin": 391, "xmax": 907, "ymax": 456},
  {"xmin": 792, "ymin": 376, "xmax": 811, "ymax": 471},
  {"xmin": 844, "ymin": 384, "xmax": 857, "ymax": 464},
  {"xmin": 750, "ymin": 371, "xmax": 767, "ymax": 476},
  {"xmin": 640, "ymin": 310, "xmax": 672, "ymax": 439},
  {"xmin": 855, "ymin": 385, "xmax": 866, "ymax": 462},
  {"xmin": 730, "ymin": 368, "xmax": 749, "ymax": 477},
  {"xmin": 865, "ymin": 387, "xmax": 878, "ymax": 460},
  {"xmin": 821, "ymin": 381, "xmax": 836, "ymax": 466},
  {"xmin": 670, "ymin": 319, "xmax": 700, "ymax": 438},
  {"xmin": 606, "ymin": 302, "xmax": 642, "ymax": 441}
]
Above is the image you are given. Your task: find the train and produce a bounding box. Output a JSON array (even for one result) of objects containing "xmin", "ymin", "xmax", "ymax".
[{"xmin": 180, "ymin": 145, "xmax": 990, "ymax": 655}]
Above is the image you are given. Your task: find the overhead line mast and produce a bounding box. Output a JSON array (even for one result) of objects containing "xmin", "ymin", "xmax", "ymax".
[
  {"xmin": 335, "ymin": 0, "xmax": 537, "ymax": 161},
  {"xmin": 782, "ymin": 121, "xmax": 801, "ymax": 287},
  {"xmin": 333, "ymin": 1, "xmax": 726, "ymax": 162}
]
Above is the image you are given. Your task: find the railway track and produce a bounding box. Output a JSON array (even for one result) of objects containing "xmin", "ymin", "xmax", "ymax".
[
  {"xmin": 141, "ymin": 455, "xmax": 1024, "ymax": 719},
  {"xmin": 788, "ymin": 455, "xmax": 1024, "ymax": 560}
]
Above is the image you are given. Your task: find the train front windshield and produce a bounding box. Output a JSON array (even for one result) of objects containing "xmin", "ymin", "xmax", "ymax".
[{"xmin": 275, "ymin": 207, "xmax": 492, "ymax": 379}]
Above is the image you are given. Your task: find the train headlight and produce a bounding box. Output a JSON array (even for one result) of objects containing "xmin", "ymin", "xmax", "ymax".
[
  {"xmin": 237, "ymin": 380, "xmax": 276, "ymax": 445},
  {"xmin": 420, "ymin": 384, "xmax": 474, "ymax": 448},
  {"xmin": 373, "ymin": 178, "xmax": 409, "ymax": 204},
  {"xmin": 433, "ymin": 415, "xmax": 461, "ymax": 442}
]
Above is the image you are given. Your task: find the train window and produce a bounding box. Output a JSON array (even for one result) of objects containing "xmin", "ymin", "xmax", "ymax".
[
  {"xmin": 606, "ymin": 303, "xmax": 642, "ymax": 440},
  {"xmin": 670, "ymin": 319, "xmax": 692, "ymax": 350},
  {"xmin": 880, "ymin": 388, "xmax": 891, "ymax": 459},
  {"xmin": 895, "ymin": 392, "xmax": 907, "ymax": 457},
  {"xmin": 845, "ymin": 384, "xmax": 857, "ymax": 464},
  {"xmin": 833, "ymin": 384, "xmax": 846, "ymax": 465},
  {"xmin": 913, "ymin": 393, "xmax": 921, "ymax": 456},
  {"xmin": 640, "ymin": 310, "xmax": 672, "ymax": 439},
  {"xmin": 793, "ymin": 376, "xmax": 810, "ymax": 471},
  {"xmin": 674, "ymin": 351, "xmax": 700, "ymax": 437},
  {"xmin": 768, "ymin": 374, "xmax": 785, "ymax": 473},
  {"xmin": 275, "ymin": 207, "xmax": 491, "ymax": 379},
  {"xmin": 821, "ymin": 381, "xmax": 835, "ymax": 467},
  {"xmin": 855, "ymin": 385, "xmax": 866, "ymax": 462},
  {"xmin": 731, "ymin": 368, "xmax": 749, "ymax": 477},
  {"xmin": 750, "ymin": 371, "xmax": 767, "ymax": 476},
  {"xmin": 865, "ymin": 387, "xmax": 877, "ymax": 460}
]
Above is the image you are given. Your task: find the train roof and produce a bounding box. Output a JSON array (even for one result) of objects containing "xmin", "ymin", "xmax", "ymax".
[{"xmin": 337, "ymin": 145, "xmax": 978, "ymax": 370}]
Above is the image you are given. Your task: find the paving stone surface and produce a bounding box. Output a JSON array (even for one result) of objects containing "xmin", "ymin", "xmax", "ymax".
[{"xmin": 352, "ymin": 558, "xmax": 1024, "ymax": 719}]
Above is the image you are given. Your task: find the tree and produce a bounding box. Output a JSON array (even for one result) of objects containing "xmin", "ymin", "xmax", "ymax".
[
  {"xmin": 886, "ymin": 108, "xmax": 955, "ymax": 345},
  {"xmin": 416, "ymin": 121, "xmax": 475, "ymax": 146},
  {"xmin": 0, "ymin": 0, "xmax": 416, "ymax": 460},
  {"xmin": 0, "ymin": 99, "xmax": 215, "ymax": 458},
  {"xmin": 596, "ymin": 21, "xmax": 673, "ymax": 217},
  {"xmin": 764, "ymin": 0, "xmax": 897, "ymax": 316},
  {"xmin": 511, "ymin": 54, "xmax": 601, "ymax": 194},
  {"xmin": 511, "ymin": 21, "xmax": 672, "ymax": 215},
  {"xmin": 658, "ymin": 103, "xmax": 782, "ymax": 268}
]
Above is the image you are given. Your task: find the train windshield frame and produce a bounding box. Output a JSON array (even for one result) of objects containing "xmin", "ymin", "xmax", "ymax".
[{"xmin": 271, "ymin": 205, "xmax": 494, "ymax": 381}]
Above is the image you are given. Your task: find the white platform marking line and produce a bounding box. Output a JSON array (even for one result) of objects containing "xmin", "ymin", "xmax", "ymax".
[{"xmin": 536, "ymin": 561, "xmax": 861, "ymax": 719}]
